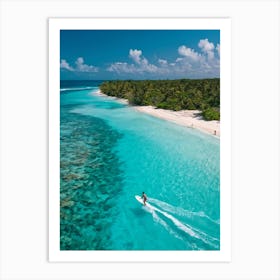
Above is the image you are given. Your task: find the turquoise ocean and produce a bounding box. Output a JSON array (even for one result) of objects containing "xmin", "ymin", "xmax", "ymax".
[{"xmin": 60, "ymin": 80, "xmax": 220, "ymax": 251}]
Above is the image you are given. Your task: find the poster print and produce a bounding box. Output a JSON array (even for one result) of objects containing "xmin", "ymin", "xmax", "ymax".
[{"xmin": 49, "ymin": 18, "xmax": 231, "ymax": 262}]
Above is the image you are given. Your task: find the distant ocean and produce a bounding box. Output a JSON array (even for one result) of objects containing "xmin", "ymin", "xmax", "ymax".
[{"xmin": 60, "ymin": 80, "xmax": 220, "ymax": 250}]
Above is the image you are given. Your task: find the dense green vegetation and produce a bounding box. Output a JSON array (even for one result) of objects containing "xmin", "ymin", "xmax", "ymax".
[{"xmin": 100, "ymin": 79, "xmax": 220, "ymax": 120}]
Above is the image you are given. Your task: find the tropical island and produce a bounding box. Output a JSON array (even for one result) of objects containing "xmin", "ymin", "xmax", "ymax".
[
  {"xmin": 59, "ymin": 29, "xmax": 221, "ymax": 251},
  {"xmin": 99, "ymin": 78, "xmax": 220, "ymax": 136}
]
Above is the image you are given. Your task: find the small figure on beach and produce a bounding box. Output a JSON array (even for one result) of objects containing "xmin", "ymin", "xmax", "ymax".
[
  {"xmin": 214, "ymin": 130, "xmax": 217, "ymax": 135},
  {"xmin": 142, "ymin": 192, "xmax": 148, "ymax": 205}
]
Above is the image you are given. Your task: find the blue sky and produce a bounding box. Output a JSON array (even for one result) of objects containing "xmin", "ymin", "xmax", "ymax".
[{"xmin": 60, "ymin": 30, "xmax": 220, "ymax": 80}]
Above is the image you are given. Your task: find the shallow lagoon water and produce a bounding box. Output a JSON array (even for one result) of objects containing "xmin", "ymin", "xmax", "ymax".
[{"xmin": 60, "ymin": 82, "xmax": 220, "ymax": 250}]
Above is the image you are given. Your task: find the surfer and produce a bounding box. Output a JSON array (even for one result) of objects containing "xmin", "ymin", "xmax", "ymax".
[{"xmin": 142, "ymin": 192, "xmax": 147, "ymax": 206}]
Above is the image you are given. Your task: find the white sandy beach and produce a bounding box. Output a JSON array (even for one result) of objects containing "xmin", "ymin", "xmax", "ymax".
[
  {"xmin": 95, "ymin": 89, "xmax": 220, "ymax": 137},
  {"xmin": 134, "ymin": 106, "xmax": 220, "ymax": 137}
]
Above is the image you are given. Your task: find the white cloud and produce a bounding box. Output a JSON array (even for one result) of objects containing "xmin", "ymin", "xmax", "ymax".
[
  {"xmin": 107, "ymin": 39, "xmax": 220, "ymax": 78},
  {"xmin": 107, "ymin": 62, "xmax": 136, "ymax": 73},
  {"xmin": 141, "ymin": 60, "xmax": 158, "ymax": 73},
  {"xmin": 175, "ymin": 58, "xmax": 183, "ymax": 62},
  {"xmin": 60, "ymin": 59, "xmax": 74, "ymax": 71},
  {"xmin": 129, "ymin": 49, "xmax": 142, "ymax": 64},
  {"xmin": 173, "ymin": 39, "xmax": 219, "ymax": 77},
  {"xmin": 60, "ymin": 57, "xmax": 98, "ymax": 73},
  {"xmin": 178, "ymin": 46, "xmax": 202, "ymax": 61},
  {"xmin": 216, "ymin": 44, "xmax": 220, "ymax": 56},
  {"xmin": 198, "ymin": 39, "xmax": 215, "ymax": 60},
  {"xmin": 158, "ymin": 59, "xmax": 168, "ymax": 65},
  {"xmin": 75, "ymin": 57, "xmax": 98, "ymax": 72},
  {"xmin": 108, "ymin": 49, "xmax": 158, "ymax": 75},
  {"xmin": 198, "ymin": 39, "xmax": 215, "ymax": 52}
]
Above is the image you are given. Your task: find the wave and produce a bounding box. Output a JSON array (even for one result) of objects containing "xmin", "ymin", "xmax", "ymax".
[
  {"xmin": 143, "ymin": 206, "xmax": 184, "ymax": 242},
  {"xmin": 60, "ymin": 87, "xmax": 97, "ymax": 93},
  {"xmin": 144, "ymin": 199, "xmax": 220, "ymax": 249},
  {"xmin": 149, "ymin": 197, "xmax": 220, "ymax": 225}
]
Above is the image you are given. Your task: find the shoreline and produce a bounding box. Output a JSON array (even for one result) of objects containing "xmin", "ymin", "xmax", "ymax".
[
  {"xmin": 134, "ymin": 106, "xmax": 220, "ymax": 137},
  {"xmin": 94, "ymin": 89, "xmax": 129, "ymax": 105},
  {"xmin": 94, "ymin": 89, "xmax": 220, "ymax": 137}
]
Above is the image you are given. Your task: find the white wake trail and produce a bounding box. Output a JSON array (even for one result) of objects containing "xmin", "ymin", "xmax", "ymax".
[{"xmin": 145, "ymin": 200, "xmax": 219, "ymax": 249}]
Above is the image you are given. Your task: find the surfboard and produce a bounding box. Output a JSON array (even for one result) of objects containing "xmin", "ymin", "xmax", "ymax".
[{"xmin": 135, "ymin": 195, "xmax": 151, "ymax": 207}]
